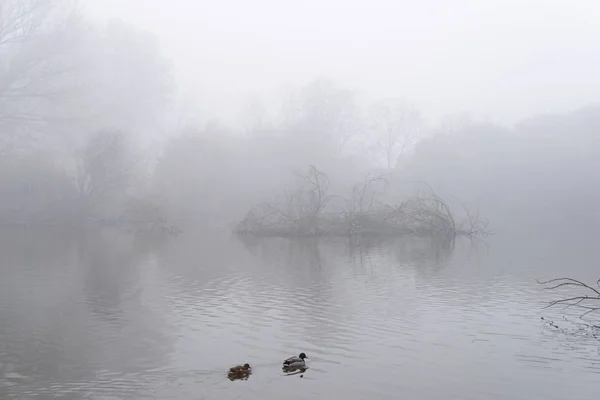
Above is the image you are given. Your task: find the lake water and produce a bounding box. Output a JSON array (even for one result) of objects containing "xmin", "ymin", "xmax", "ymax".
[{"xmin": 0, "ymin": 229, "xmax": 599, "ymax": 399}]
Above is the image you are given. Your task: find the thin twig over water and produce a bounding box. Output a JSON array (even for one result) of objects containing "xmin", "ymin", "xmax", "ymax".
[{"xmin": 538, "ymin": 277, "xmax": 600, "ymax": 327}]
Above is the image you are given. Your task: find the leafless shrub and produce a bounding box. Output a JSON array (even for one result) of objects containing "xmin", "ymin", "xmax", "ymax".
[
  {"xmin": 235, "ymin": 166, "xmax": 490, "ymax": 238},
  {"xmin": 349, "ymin": 173, "xmax": 389, "ymax": 214}
]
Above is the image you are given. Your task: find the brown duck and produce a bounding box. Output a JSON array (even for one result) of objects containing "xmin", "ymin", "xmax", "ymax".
[
  {"xmin": 227, "ymin": 363, "xmax": 252, "ymax": 380},
  {"xmin": 229, "ymin": 363, "xmax": 251, "ymax": 373}
]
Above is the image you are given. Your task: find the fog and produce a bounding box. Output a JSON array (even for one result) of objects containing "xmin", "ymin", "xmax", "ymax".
[
  {"xmin": 1, "ymin": 0, "xmax": 599, "ymax": 235},
  {"xmin": 3, "ymin": 2, "xmax": 600, "ymax": 397},
  {"xmin": 85, "ymin": 0, "xmax": 600, "ymax": 125}
]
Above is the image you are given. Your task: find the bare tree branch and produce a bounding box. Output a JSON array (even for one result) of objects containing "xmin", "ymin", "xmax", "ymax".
[
  {"xmin": 367, "ymin": 98, "xmax": 421, "ymax": 168},
  {"xmin": 537, "ymin": 278, "xmax": 600, "ymax": 325},
  {"xmin": 0, "ymin": 0, "xmax": 83, "ymax": 144}
]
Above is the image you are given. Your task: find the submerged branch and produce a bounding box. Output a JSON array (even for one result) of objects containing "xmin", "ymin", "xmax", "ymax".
[{"xmin": 537, "ymin": 278, "xmax": 600, "ymax": 326}]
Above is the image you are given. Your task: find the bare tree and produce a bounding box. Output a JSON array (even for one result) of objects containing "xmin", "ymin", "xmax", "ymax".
[
  {"xmin": 367, "ymin": 98, "xmax": 421, "ymax": 169},
  {"xmin": 74, "ymin": 129, "xmax": 135, "ymax": 218},
  {"xmin": 1, "ymin": 2, "xmax": 172, "ymax": 158},
  {"xmin": 0, "ymin": 0, "xmax": 82, "ymax": 137},
  {"xmin": 288, "ymin": 79, "xmax": 363, "ymax": 155}
]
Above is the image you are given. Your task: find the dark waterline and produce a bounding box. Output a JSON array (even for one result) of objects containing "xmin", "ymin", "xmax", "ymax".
[{"xmin": 0, "ymin": 230, "xmax": 599, "ymax": 399}]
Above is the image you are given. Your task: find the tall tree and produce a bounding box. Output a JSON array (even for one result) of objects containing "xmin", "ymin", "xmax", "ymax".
[
  {"xmin": 1, "ymin": 3, "xmax": 174, "ymax": 156},
  {"xmin": 75, "ymin": 129, "xmax": 136, "ymax": 218},
  {"xmin": 367, "ymin": 98, "xmax": 421, "ymax": 169},
  {"xmin": 284, "ymin": 79, "xmax": 363, "ymax": 157},
  {"xmin": 0, "ymin": 0, "xmax": 83, "ymax": 154}
]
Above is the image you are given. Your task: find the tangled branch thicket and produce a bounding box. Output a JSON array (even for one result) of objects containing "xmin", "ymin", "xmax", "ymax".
[
  {"xmin": 235, "ymin": 165, "xmax": 490, "ymax": 238},
  {"xmin": 538, "ymin": 277, "xmax": 600, "ymax": 327}
]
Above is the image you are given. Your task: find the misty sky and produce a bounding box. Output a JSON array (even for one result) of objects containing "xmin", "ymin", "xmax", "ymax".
[{"xmin": 86, "ymin": 0, "xmax": 600, "ymax": 127}]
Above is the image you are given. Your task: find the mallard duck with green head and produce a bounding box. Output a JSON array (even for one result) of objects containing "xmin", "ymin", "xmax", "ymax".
[{"xmin": 282, "ymin": 353, "xmax": 308, "ymax": 369}]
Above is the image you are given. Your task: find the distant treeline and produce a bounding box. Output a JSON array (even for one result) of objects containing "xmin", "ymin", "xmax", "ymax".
[{"xmin": 1, "ymin": 2, "xmax": 598, "ymax": 234}]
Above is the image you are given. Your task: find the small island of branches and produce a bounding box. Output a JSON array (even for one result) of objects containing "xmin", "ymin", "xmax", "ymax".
[{"xmin": 235, "ymin": 165, "xmax": 490, "ymax": 238}]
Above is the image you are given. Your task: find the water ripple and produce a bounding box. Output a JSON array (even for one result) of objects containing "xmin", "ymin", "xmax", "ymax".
[{"xmin": 1, "ymin": 235, "xmax": 599, "ymax": 399}]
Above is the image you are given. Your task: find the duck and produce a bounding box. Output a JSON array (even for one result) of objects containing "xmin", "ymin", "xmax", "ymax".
[
  {"xmin": 282, "ymin": 352, "xmax": 308, "ymax": 368},
  {"xmin": 229, "ymin": 363, "xmax": 251, "ymax": 374}
]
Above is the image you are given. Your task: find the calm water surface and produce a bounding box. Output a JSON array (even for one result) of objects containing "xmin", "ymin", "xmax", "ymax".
[{"xmin": 0, "ymin": 230, "xmax": 599, "ymax": 399}]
